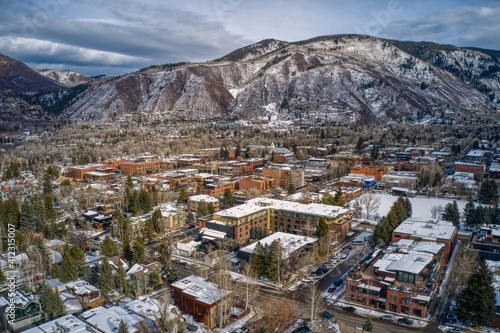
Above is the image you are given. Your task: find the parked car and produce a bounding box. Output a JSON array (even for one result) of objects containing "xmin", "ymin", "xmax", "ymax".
[
  {"xmin": 231, "ymin": 327, "xmax": 249, "ymax": 333},
  {"xmin": 379, "ymin": 314, "xmax": 394, "ymax": 321},
  {"xmin": 292, "ymin": 327, "xmax": 311, "ymax": 333},
  {"xmin": 446, "ymin": 314, "xmax": 457, "ymax": 324},
  {"xmin": 172, "ymin": 258, "xmax": 181, "ymax": 264},
  {"xmin": 333, "ymin": 278, "xmax": 343, "ymax": 287},
  {"xmin": 186, "ymin": 324, "xmax": 198, "ymax": 332},
  {"xmin": 397, "ymin": 317, "xmax": 413, "ymax": 325},
  {"xmin": 342, "ymin": 306, "xmax": 356, "ymax": 313},
  {"xmin": 447, "ymin": 328, "xmax": 462, "ymax": 333},
  {"xmin": 321, "ymin": 311, "xmax": 334, "ymax": 319},
  {"xmin": 328, "ymin": 286, "xmax": 337, "ymax": 293},
  {"xmin": 94, "ymin": 239, "xmax": 103, "ymax": 245}
]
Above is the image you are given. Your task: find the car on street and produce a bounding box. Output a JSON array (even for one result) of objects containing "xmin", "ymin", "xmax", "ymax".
[
  {"xmin": 397, "ymin": 317, "xmax": 414, "ymax": 325},
  {"xmin": 446, "ymin": 313, "xmax": 457, "ymax": 324},
  {"xmin": 172, "ymin": 258, "xmax": 181, "ymax": 264},
  {"xmin": 447, "ymin": 328, "xmax": 462, "ymax": 333},
  {"xmin": 379, "ymin": 314, "xmax": 394, "ymax": 321},
  {"xmin": 342, "ymin": 306, "xmax": 356, "ymax": 313},
  {"xmin": 328, "ymin": 286, "xmax": 337, "ymax": 293},
  {"xmin": 231, "ymin": 327, "xmax": 249, "ymax": 333},
  {"xmin": 321, "ymin": 311, "xmax": 334, "ymax": 319}
]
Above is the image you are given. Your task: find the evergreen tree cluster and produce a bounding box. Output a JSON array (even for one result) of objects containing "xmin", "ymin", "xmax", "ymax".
[
  {"xmin": 321, "ymin": 189, "xmax": 345, "ymax": 207},
  {"xmin": 18, "ymin": 194, "xmax": 60, "ymax": 239},
  {"xmin": 196, "ymin": 201, "xmax": 216, "ymax": 218},
  {"xmin": 219, "ymin": 146, "xmax": 230, "ymax": 160},
  {"xmin": 478, "ymin": 178, "xmax": 499, "ymax": 205},
  {"xmin": 124, "ymin": 188, "xmax": 154, "ymax": 216},
  {"xmin": 2, "ymin": 161, "xmax": 21, "ymax": 180},
  {"xmin": 463, "ymin": 200, "xmax": 500, "ymax": 226},
  {"xmin": 53, "ymin": 245, "xmax": 85, "ymax": 282},
  {"xmin": 373, "ymin": 197, "xmax": 412, "ymax": 247},
  {"xmin": 41, "ymin": 284, "xmax": 65, "ymax": 320},
  {"xmin": 250, "ymin": 240, "xmax": 283, "ymax": 283}
]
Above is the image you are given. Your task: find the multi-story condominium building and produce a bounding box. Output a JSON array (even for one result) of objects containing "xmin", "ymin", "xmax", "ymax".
[
  {"xmin": 391, "ymin": 217, "xmax": 458, "ymax": 264},
  {"xmin": 188, "ymin": 194, "xmax": 220, "ymax": 213},
  {"xmin": 200, "ymin": 198, "xmax": 351, "ymax": 244},
  {"xmin": 120, "ymin": 160, "xmax": 161, "ymax": 176},
  {"xmin": 262, "ymin": 163, "xmax": 304, "ymax": 188},
  {"xmin": 345, "ymin": 239, "xmax": 446, "ymax": 319}
]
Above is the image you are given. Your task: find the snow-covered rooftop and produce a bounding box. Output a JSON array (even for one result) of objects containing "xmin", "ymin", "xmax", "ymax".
[
  {"xmin": 171, "ymin": 274, "xmax": 231, "ymax": 305},
  {"xmin": 239, "ymin": 232, "xmax": 317, "ymax": 259}
]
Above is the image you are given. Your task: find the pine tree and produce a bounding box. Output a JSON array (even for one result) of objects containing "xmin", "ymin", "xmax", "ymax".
[
  {"xmin": 177, "ymin": 188, "xmax": 189, "ymax": 205},
  {"xmin": 332, "ymin": 190, "xmax": 345, "ymax": 207},
  {"xmin": 223, "ymin": 189, "xmax": 234, "ymax": 208},
  {"xmin": 362, "ymin": 318, "xmax": 373, "ymax": 332},
  {"xmin": 101, "ymin": 236, "xmax": 118, "ymax": 258},
  {"xmin": 442, "ymin": 200, "xmax": 460, "ymax": 226},
  {"xmin": 148, "ymin": 271, "xmax": 161, "ymax": 288},
  {"xmin": 123, "ymin": 238, "xmax": 134, "ymax": 263},
  {"xmin": 158, "ymin": 241, "xmax": 171, "ymax": 267},
  {"xmin": 208, "ymin": 203, "xmax": 216, "ymax": 214},
  {"xmin": 403, "ymin": 197, "xmax": 412, "ymax": 218},
  {"xmin": 321, "ymin": 193, "xmax": 335, "ymax": 205},
  {"xmin": 132, "ymin": 237, "xmax": 145, "ymax": 264},
  {"xmin": 315, "ymin": 219, "xmax": 329, "ymax": 256},
  {"xmin": 118, "ymin": 320, "xmax": 129, "ymax": 333},
  {"xmin": 463, "ymin": 200, "xmax": 476, "ymax": 226},
  {"xmin": 196, "ymin": 201, "xmax": 209, "ymax": 217},
  {"xmin": 0, "ymin": 269, "xmax": 5, "ymax": 284},
  {"xmin": 138, "ymin": 189, "xmax": 153, "ymax": 213},
  {"xmin": 99, "ymin": 259, "xmax": 116, "ymax": 300},
  {"xmin": 250, "ymin": 242, "xmax": 265, "ymax": 277},
  {"xmin": 59, "ymin": 251, "xmax": 77, "ymax": 282},
  {"xmin": 151, "ymin": 208, "xmax": 163, "ymax": 233},
  {"xmin": 456, "ymin": 261, "xmax": 496, "ymax": 326},
  {"xmin": 235, "ymin": 142, "xmax": 241, "ymax": 158},
  {"xmin": 41, "ymin": 284, "xmax": 65, "ymax": 320},
  {"xmin": 287, "ymin": 183, "xmax": 296, "ymax": 195},
  {"xmin": 115, "ymin": 262, "xmax": 127, "ymax": 294},
  {"xmin": 70, "ymin": 245, "xmax": 86, "ymax": 276},
  {"xmin": 19, "ymin": 198, "xmax": 35, "ymax": 231},
  {"xmin": 145, "ymin": 219, "xmax": 155, "ymax": 242}
]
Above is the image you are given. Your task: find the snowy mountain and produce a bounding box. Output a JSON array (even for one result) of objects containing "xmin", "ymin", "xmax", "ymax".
[
  {"xmin": 64, "ymin": 35, "xmax": 499, "ymax": 124},
  {"xmin": 35, "ymin": 69, "xmax": 92, "ymax": 88}
]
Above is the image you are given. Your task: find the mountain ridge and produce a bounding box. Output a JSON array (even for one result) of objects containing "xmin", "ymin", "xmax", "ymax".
[{"xmin": 1, "ymin": 34, "xmax": 499, "ymax": 127}]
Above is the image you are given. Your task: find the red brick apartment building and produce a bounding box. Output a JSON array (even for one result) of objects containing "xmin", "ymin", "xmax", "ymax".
[
  {"xmin": 171, "ymin": 275, "xmax": 233, "ymax": 329},
  {"xmin": 202, "ymin": 181, "xmax": 234, "ymax": 198},
  {"xmin": 345, "ymin": 239, "xmax": 447, "ymax": 318},
  {"xmin": 67, "ymin": 164, "xmax": 105, "ymax": 180},
  {"xmin": 453, "ymin": 161, "xmax": 486, "ymax": 178},
  {"xmin": 120, "ymin": 160, "xmax": 161, "ymax": 176},
  {"xmin": 391, "ymin": 218, "xmax": 458, "ymax": 264},
  {"xmin": 349, "ymin": 165, "xmax": 387, "ymax": 181}
]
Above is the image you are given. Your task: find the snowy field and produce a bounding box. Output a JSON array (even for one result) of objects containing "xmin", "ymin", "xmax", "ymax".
[{"xmin": 362, "ymin": 193, "xmax": 468, "ymax": 221}]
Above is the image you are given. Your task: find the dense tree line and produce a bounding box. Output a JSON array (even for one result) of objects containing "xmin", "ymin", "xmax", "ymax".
[
  {"xmin": 373, "ymin": 197, "xmax": 412, "ymax": 246},
  {"xmin": 463, "ymin": 200, "xmax": 500, "ymax": 226}
]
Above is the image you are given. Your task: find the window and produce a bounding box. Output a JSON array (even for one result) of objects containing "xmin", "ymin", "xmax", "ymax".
[{"xmin": 402, "ymin": 298, "xmax": 410, "ymax": 304}]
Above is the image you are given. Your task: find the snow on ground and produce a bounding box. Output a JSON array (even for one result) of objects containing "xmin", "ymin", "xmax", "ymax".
[{"xmin": 358, "ymin": 192, "xmax": 468, "ymax": 221}]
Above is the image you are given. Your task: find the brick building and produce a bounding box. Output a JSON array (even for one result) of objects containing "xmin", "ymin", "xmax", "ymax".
[
  {"xmin": 188, "ymin": 194, "xmax": 220, "ymax": 213},
  {"xmin": 349, "ymin": 165, "xmax": 386, "ymax": 181},
  {"xmin": 391, "ymin": 217, "xmax": 457, "ymax": 264},
  {"xmin": 238, "ymin": 177, "xmax": 273, "ymax": 192},
  {"xmin": 171, "ymin": 275, "xmax": 233, "ymax": 329},
  {"xmin": 202, "ymin": 180, "xmax": 235, "ymax": 198},
  {"xmin": 453, "ymin": 161, "xmax": 486, "ymax": 178},
  {"xmin": 120, "ymin": 160, "xmax": 161, "ymax": 176},
  {"xmin": 67, "ymin": 164, "xmax": 105, "ymax": 180},
  {"xmin": 262, "ymin": 163, "xmax": 304, "ymax": 188},
  {"xmin": 345, "ymin": 240, "xmax": 446, "ymax": 318}
]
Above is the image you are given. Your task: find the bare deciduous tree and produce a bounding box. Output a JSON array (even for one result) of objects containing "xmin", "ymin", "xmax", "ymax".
[{"xmin": 356, "ymin": 191, "xmax": 381, "ymax": 220}]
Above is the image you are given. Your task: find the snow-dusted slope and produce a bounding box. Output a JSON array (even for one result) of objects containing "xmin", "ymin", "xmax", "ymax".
[
  {"xmin": 35, "ymin": 69, "xmax": 91, "ymax": 87},
  {"xmin": 64, "ymin": 35, "xmax": 499, "ymax": 124}
]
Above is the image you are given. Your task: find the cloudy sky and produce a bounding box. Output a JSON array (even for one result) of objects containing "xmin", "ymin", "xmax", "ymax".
[{"xmin": 1, "ymin": 0, "xmax": 499, "ymax": 76}]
